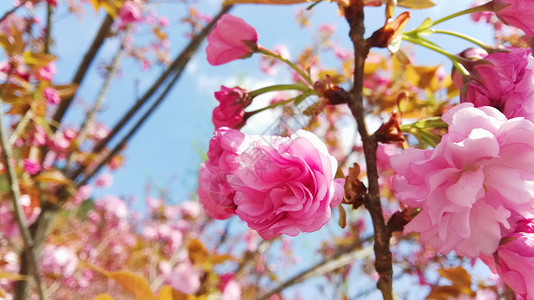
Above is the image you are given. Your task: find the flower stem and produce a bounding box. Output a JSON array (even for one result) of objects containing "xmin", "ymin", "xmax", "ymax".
[
  {"xmin": 402, "ymin": 34, "xmax": 469, "ymax": 77},
  {"xmin": 431, "ymin": 29, "xmax": 492, "ymax": 52},
  {"xmin": 248, "ymin": 84, "xmax": 312, "ymax": 98},
  {"xmin": 405, "ymin": 2, "xmax": 494, "ymax": 35},
  {"xmin": 258, "ymin": 47, "xmax": 314, "ymax": 86},
  {"xmin": 247, "ymin": 94, "xmax": 306, "ymax": 115}
]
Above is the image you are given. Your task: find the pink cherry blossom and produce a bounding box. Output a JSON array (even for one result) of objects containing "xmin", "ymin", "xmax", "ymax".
[
  {"xmin": 457, "ymin": 47, "xmax": 534, "ymax": 122},
  {"xmin": 23, "ymin": 159, "xmax": 40, "ymax": 175},
  {"xmin": 221, "ymin": 279, "xmax": 241, "ymax": 300},
  {"xmin": 228, "ymin": 130, "xmax": 345, "ymax": 239},
  {"xmin": 212, "ymin": 86, "xmax": 251, "ymax": 130},
  {"xmin": 94, "ymin": 172, "xmax": 113, "ymax": 188},
  {"xmin": 37, "ymin": 61, "xmax": 56, "ymax": 82},
  {"xmin": 72, "ymin": 185, "xmax": 92, "ymax": 205},
  {"xmin": 0, "ymin": 14, "xmax": 26, "ymax": 36},
  {"xmin": 206, "ymin": 14, "xmax": 258, "ymax": 66},
  {"xmin": 165, "ymin": 258, "xmax": 201, "ymax": 295},
  {"xmin": 493, "ymin": 0, "xmax": 534, "ymax": 36},
  {"xmin": 198, "ymin": 128, "xmax": 248, "ymax": 220},
  {"xmin": 44, "ymin": 87, "xmax": 60, "ymax": 104},
  {"xmin": 391, "ymin": 103, "xmax": 534, "ymax": 257},
  {"xmin": 483, "ymin": 219, "xmax": 534, "ymax": 299},
  {"xmin": 41, "ymin": 245, "xmax": 79, "ymax": 277},
  {"xmin": 119, "ymin": 1, "xmax": 143, "ymax": 26}
]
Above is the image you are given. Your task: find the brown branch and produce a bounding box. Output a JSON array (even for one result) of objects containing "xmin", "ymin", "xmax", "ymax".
[
  {"xmin": 44, "ymin": 4, "xmax": 53, "ymax": 54},
  {"xmin": 65, "ymin": 27, "xmax": 130, "ymax": 170},
  {"xmin": 0, "ymin": 72, "xmax": 46, "ymax": 299},
  {"xmin": 51, "ymin": 14, "xmax": 114, "ymax": 130},
  {"xmin": 344, "ymin": 1, "xmax": 393, "ymax": 299},
  {"xmin": 68, "ymin": 4, "xmax": 233, "ymax": 182},
  {"xmin": 255, "ymin": 239, "xmax": 373, "ymax": 300}
]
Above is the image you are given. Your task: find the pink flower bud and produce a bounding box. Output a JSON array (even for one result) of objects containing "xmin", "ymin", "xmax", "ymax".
[
  {"xmin": 23, "ymin": 159, "xmax": 41, "ymax": 175},
  {"xmin": 487, "ymin": 219, "xmax": 534, "ymax": 299},
  {"xmin": 44, "ymin": 87, "xmax": 60, "ymax": 104},
  {"xmin": 212, "ymin": 86, "xmax": 251, "ymax": 130},
  {"xmin": 206, "ymin": 14, "xmax": 258, "ymax": 66}
]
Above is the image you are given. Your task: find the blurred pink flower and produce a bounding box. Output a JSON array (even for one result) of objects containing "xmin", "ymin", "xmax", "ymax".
[
  {"xmin": 94, "ymin": 172, "xmax": 113, "ymax": 188},
  {"xmin": 41, "ymin": 245, "xmax": 78, "ymax": 277},
  {"xmin": 95, "ymin": 195, "xmax": 128, "ymax": 220},
  {"xmin": 0, "ymin": 14, "xmax": 26, "ymax": 36},
  {"xmin": 457, "ymin": 47, "xmax": 534, "ymax": 121},
  {"xmin": 180, "ymin": 201, "xmax": 201, "ymax": 218},
  {"xmin": 44, "ymin": 87, "xmax": 60, "ymax": 104},
  {"xmin": 483, "ymin": 219, "xmax": 534, "ymax": 299},
  {"xmin": 391, "ymin": 103, "xmax": 534, "ymax": 257},
  {"xmin": 167, "ymin": 258, "xmax": 201, "ymax": 295},
  {"xmin": 72, "ymin": 185, "xmax": 92, "ymax": 204},
  {"xmin": 221, "ymin": 279, "xmax": 241, "ymax": 300},
  {"xmin": 260, "ymin": 45, "xmax": 289, "ymax": 75},
  {"xmin": 229, "ymin": 130, "xmax": 344, "ymax": 239},
  {"xmin": 206, "ymin": 14, "xmax": 258, "ymax": 66},
  {"xmin": 158, "ymin": 16, "xmax": 170, "ymax": 27},
  {"xmin": 494, "ymin": 0, "xmax": 534, "ymax": 36},
  {"xmin": 212, "ymin": 86, "xmax": 251, "ymax": 129},
  {"xmin": 119, "ymin": 1, "xmax": 143, "ymax": 26},
  {"xmin": 37, "ymin": 61, "xmax": 56, "ymax": 82},
  {"xmin": 23, "ymin": 159, "xmax": 40, "ymax": 175}
]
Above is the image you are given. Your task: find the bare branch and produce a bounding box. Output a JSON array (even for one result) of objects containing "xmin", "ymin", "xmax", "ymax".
[
  {"xmin": 65, "ymin": 27, "xmax": 130, "ymax": 169},
  {"xmin": 344, "ymin": 1, "xmax": 393, "ymax": 299},
  {"xmin": 51, "ymin": 14, "xmax": 115, "ymax": 129},
  {"xmin": 256, "ymin": 239, "xmax": 373, "ymax": 300},
  {"xmin": 44, "ymin": 4, "xmax": 53, "ymax": 54},
  {"xmin": 0, "ymin": 71, "xmax": 46, "ymax": 299}
]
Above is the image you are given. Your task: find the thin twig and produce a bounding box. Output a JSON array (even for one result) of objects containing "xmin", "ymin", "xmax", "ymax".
[
  {"xmin": 68, "ymin": 5, "xmax": 233, "ymax": 182},
  {"xmin": 344, "ymin": 1, "xmax": 393, "ymax": 299},
  {"xmin": 51, "ymin": 14, "xmax": 114, "ymax": 129},
  {"xmin": 44, "ymin": 3, "xmax": 53, "ymax": 54},
  {"xmin": 0, "ymin": 71, "xmax": 46, "ymax": 299},
  {"xmin": 8, "ymin": 110, "xmax": 32, "ymax": 145},
  {"xmin": 65, "ymin": 27, "xmax": 130, "ymax": 169},
  {"xmin": 255, "ymin": 239, "xmax": 373, "ymax": 300}
]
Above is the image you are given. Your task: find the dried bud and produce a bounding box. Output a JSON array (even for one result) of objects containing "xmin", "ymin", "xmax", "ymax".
[
  {"xmin": 343, "ymin": 163, "xmax": 367, "ymax": 209},
  {"xmin": 387, "ymin": 210, "xmax": 411, "ymax": 232},
  {"xmin": 375, "ymin": 112, "xmax": 404, "ymax": 143}
]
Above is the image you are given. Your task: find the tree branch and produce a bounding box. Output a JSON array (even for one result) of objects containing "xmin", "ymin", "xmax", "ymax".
[
  {"xmin": 0, "ymin": 72, "xmax": 46, "ymax": 300},
  {"xmin": 51, "ymin": 14, "xmax": 114, "ymax": 129},
  {"xmin": 65, "ymin": 27, "xmax": 130, "ymax": 170},
  {"xmin": 344, "ymin": 1, "xmax": 393, "ymax": 299},
  {"xmin": 44, "ymin": 3, "xmax": 53, "ymax": 54},
  {"xmin": 255, "ymin": 239, "xmax": 373, "ymax": 300}
]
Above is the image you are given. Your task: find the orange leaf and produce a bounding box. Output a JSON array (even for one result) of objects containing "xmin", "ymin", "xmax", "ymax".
[
  {"xmin": 34, "ymin": 170, "xmax": 73, "ymax": 185},
  {"xmin": 91, "ymin": 267, "xmax": 156, "ymax": 300},
  {"xmin": 157, "ymin": 286, "xmax": 173, "ymax": 300},
  {"xmin": 93, "ymin": 294, "xmax": 115, "ymax": 300},
  {"xmin": 51, "ymin": 84, "xmax": 79, "ymax": 100},
  {"xmin": 437, "ymin": 267, "xmax": 471, "ymax": 289},
  {"xmin": 0, "ymin": 271, "xmax": 26, "ymax": 281},
  {"xmin": 187, "ymin": 239, "xmax": 208, "ymax": 266}
]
